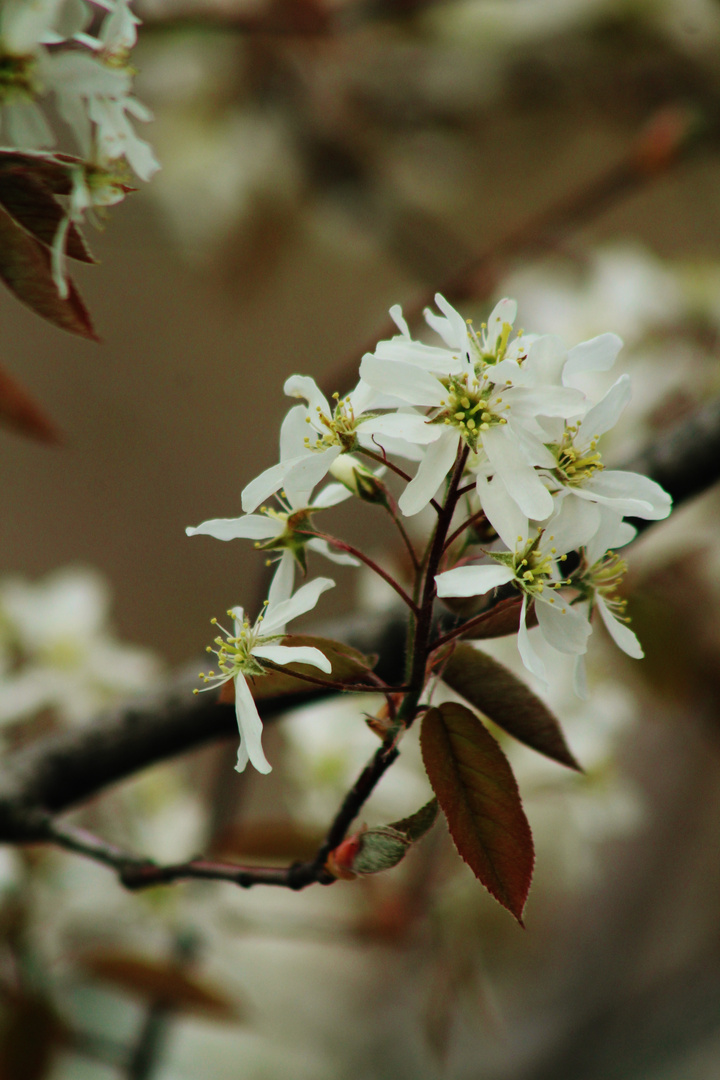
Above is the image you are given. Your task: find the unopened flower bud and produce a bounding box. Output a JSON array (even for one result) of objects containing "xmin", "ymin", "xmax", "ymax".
[{"xmin": 329, "ymin": 455, "xmax": 389, "ymax": 506}]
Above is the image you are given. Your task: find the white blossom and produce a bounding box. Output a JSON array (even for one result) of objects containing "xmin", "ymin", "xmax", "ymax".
[{"xmin": 197, "ymin": 578, "xmax": 335, "ymax": 774}]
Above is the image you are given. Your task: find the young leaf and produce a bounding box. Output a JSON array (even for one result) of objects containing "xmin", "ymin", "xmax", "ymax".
[
  {"xmin": 0, "ymin": 361, "xmax": 60, "ymax": 444},
  {"xmin": 326, "ymin": 801, "xmax": 438, "ymax": 878},
  {"xmin": 0, "ymin": 204, "xmax": 97, "ymax": 339},
  {"xmin": 0, "ymin": 150, "xmax": 79, "ymax": 194},
  {"xmin": 0, "ymin": 172, "xmax": 94, "ymax": 262},
  {"xmin": 420, "ymin": 702, "xmax": 534, "ymax": 923},
  {"xmin": 389, "ymin": 798, "xmax": 439, "ymax": 842},
  {"xmin": 443, "ymin": 643, "xmax": 581, "ymax": 770}
]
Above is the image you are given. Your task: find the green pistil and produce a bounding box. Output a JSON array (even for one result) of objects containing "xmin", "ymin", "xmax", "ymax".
[
  {"xmin": 0, "ymin": 52, "xmax": 39, "ymax": 100},
  {"xmin": 198, "ymin": 611, "xmax": 269, "ymax": 685},
  {"xmin": 495, "ymin": 534, "xmax": 567, "ymax": 600},
  {"xmin": 254, "ymin": 505, "xmax": 313, "ymax": 573},
  {"xmin": 575, "ymin": 551, "xmax": 630, "ymax": 622},
  {"xmin": 482, "ymin": 320, "xmax": 512, "ymax": 365},
  {"xmin": 555, "ymin": 428, "xmax": 604, "ymax": 487},
  {"xmin": 303, "ymin": 392, "xmax": 358, "ymax": 453},
  {"xmin": 440, "ymin": 376, "xmax": 506, "ymax": 451}
]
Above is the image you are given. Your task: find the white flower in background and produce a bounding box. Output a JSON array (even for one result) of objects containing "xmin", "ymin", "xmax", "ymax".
[
  {"xmin": 198, "ymin": 577, "xmax": 335, "ymax": 774},
  {"xmin": 0, "ymin": 2, "xmax": 156, "ymax": 169},
  {"xmin": 241, "ymin": 375, "xmax": 438, "ymax": 513},
  {"xmin": 0, "ymin": 567, "xmax": 161, "ymax": 726},
  {"xmin": 187, "ymin": 481, "xmax": 359, "ymax": 606},
  {"xmin": 0, "ymin": 0, "xmax": 85, "ymax": 147}
]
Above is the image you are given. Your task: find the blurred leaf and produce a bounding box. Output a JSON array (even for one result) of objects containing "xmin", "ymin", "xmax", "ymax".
[
  {"xmin": 0, "ymin": 204, "xmax": 96, "ymax": 339},
  {"xmin": 0, "ymin": 362, "xmax": 60, "ymax": 444},
  {"xmin": 443, "ymin": 643, "xmax": 580, "ymax": 770},
  {"xmin": 78, "ymin": 952, "xmax": 241, "ymax": 1021},
  {"xmin": 420, "ymin": 702, "xmax": 534, "ymax": 923},
  {"xmin": 211, "ymin": 820, "xmax": 323, "ymax": 860},
  {"xmin": 0, "ymin": 994, "xmax": 67, "ymax": 1080},
  {"xmin": 0, "ymin": 151, "xmax": 78, "ymax": 195},
  {"xmin": 220, "ymin": 635, "xmax": 376, "ymax": 704},
  {"xmin": 0, "ymin": 173, "xmax": 94, "ymax": 264}
]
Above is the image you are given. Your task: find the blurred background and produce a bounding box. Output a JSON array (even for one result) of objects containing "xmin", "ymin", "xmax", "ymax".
[{"xmin": 3, "ymin": 0, "xmax": 720, "ymax": 1076}]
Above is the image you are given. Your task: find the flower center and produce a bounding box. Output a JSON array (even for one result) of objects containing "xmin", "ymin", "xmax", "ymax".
[
  {"xmin": 574, "ymin": 551, "xmax": 630, "ymax": 621},
  {"xmin": 198, "ymin": 610, "xmax": 270, "ymax": 687},
  {"xmin": 494, "ymin": 534, "xmax": 567, "ymax": 599},
  {"xmin": 0, "ymin": 52, "xmax": 38, "ymax": 101},
  {"xmin": 554, "ymin": 426, "xmax": 604, "ymax": 487},
  {"xmin": 304, "ymin": 393, "xmax": 358, "ymax": 453},
  {"xmin": 440, "ymin": 375, "xmax": 507, "ymax": 451}
]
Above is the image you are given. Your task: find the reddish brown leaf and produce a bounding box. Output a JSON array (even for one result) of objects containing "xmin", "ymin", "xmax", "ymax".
[
  {"xmin": 0, "ymin": 150, "xmax": 77, "ymax": 194},
  {"xmin": 219, "ymin": 635, "xmax": 376, "ymax": 704},
  {"xmin": 420, "ymin": 702, "xmax": 534, "ymax": 923},
  {"xmin": 443, "ymin": 643, "xmax": 580, "ymax": 770},
  {"xmin": 0, "ymin": 172, "xmax": 94, "ymax": 262},
  {"xmin": 459, "ymin": 597, "xmax": 538, "ymax": 640},
  {"xmin": 0, "ymin": 362, "xmax": 60, "ymax": 444},
  {"xmin": 78, "ymin": 952, "xmax": 241, "ymax": 1021},
  {"xmin": 0, "ymin": 203, "xmax": 97, "ymax": 339}
]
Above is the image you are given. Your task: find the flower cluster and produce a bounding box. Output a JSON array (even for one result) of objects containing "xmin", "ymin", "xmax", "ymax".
[
  {"xmin": 188, "ymin": 293, "xmax": 671, "ymax": 773},
  {"xmin": 0, "ymin": 0, "xmax": 158, "ymax": 293}
]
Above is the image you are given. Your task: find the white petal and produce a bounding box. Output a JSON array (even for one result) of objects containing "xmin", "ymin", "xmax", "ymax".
[
  {"xmin": 433, "ymin": 293, "xmax": 470, "ymax": 350},
  {"xmin": 585, "ymin": 509, "xmax": 630, "ymax": 565},
  {"xmin": 312, "ymin": 482, "xmax": 353, "ymax": 509},
  {"xmin": 267, "ymin": 551, "xmax": 295, "ymax": 609},
  {"xmin": 577, "ymin": 375, "xmax": 631, "ymax": 440},
  {"xmin": 544, "ymin": 496, "xmax": 601, "ymax": 554},
  {"xmin": 485, "ymin": 297, "xmax": 517, "ymax": 352},
  {"xmin": 283, "ymin": 375, "xmax": 329, "ymax": 417},
  {"xmin": 280, "ymin": 405, "xmax": 310, "ymax": 466},
  {"xmin": 262, "ymin": 576, "xmax": 335, "ymax": 634},
  {"xmin": 283, "ymin": 447, "xmax": 342, "ymax": 507},
  {"xmin": 389, "ymin": 304, "xmax": 410, "ymax": 336},
  {"xmin": 585, "ymin": 471, "xmax": 671, "ymax": 520},
  {"xmin": 573, "ymin": 653, "xmax": 589, "ymax": 700},
  {"xmin": 234, "ymin": 674, "xmax": 272, "ymax": 774},
  {"xmin": 307, "ymin": 538, "xmax": 360, "ymax": 567},
  {"xmin": 510, "ymin": 384, "xmax": 586, "ymax": 419},
  {"xmin": 242, "ymin": 459, "xmax": 295, "ymax": 513},
  {"xmin": 521, "ymin": 334, "xmax": 566, "ymax": 385},
  {"xmin": 597, "ymin": 596, "xmax": 644, "ymax": 658},
  {"xmin": 476, "ymin": 474, "xmax": 528, "ymax": 550},
  {"xmin": 186, "ymin": 515, "xmax": 279, "ymax": 541},
  {"xmin": 399, "ymin": 433, "xmax": 459, "ymax": 517},
  {"xmin": 359, "ymin": 355, "xmax": 445, "ymax": 407},
  {"xmin": 361, "ymin": 411, "xmax": 442, "ymax": 445},
  {"xmin": 535, "ymin": 596, "xmax": 592, "ymax": 655},
  {"xmin": 517, "ymin": 596, "xmax": 548, "ymax": 686},
  {"xmin": 373, "ymin": 339, "xmax": 461, "ymax": 372},
  {"xmin": 253, "ymin": 643, "xmax": 332, "ymax": 673},
  {"xmin": 484, "ymin": 428, "xmax": 554, "ymax": 520},
  {"xmin": 564, "ymin": 333, "xmax": 623, "ymax": 382},
  {"xmin": 435, "ymin": 563, "xmax": 515, "ymax": 598}
]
